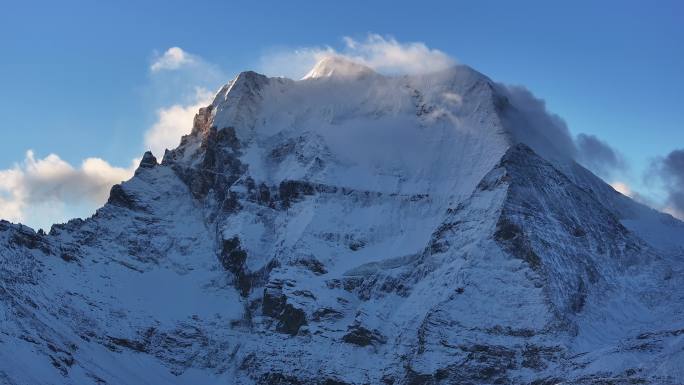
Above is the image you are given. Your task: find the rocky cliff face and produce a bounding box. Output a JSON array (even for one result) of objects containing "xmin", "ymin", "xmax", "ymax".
[{"xmin": 1, "ymin": 58, "xmax": 683, "ymax": 385}]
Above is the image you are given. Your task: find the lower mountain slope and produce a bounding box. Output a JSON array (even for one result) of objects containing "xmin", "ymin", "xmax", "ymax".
[{"xmin": 1, "ymin": 143, "xmax": 682, "ymax": 384}]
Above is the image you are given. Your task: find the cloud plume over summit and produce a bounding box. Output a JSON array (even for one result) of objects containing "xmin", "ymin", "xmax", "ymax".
[
  {"xmin": 259, "ymin": 34, "xmax": 456, "ymax": 79},
  {"xmin": 576, "ymin": 133, "xmax": 627, "ymax": 179}
]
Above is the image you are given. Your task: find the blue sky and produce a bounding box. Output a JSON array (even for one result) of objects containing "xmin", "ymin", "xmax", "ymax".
[{"xmin": 1, "ymin": 0, "xmax": 683, "ymax": 228}]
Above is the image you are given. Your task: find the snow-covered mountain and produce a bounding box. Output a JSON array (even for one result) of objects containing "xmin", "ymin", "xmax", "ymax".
[{"xmin": 1, "ymin": 57, "xmax": 683, "ymax": 385}]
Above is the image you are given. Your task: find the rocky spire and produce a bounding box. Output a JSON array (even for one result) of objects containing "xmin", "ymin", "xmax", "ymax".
[{"xmin": 138, "ymin": 151, "xmax": 158, "ymax": 168}]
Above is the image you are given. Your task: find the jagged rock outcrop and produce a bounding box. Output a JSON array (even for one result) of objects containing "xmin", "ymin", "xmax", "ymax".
[{"xmin": 138, "ymin": 151, "xmax": 158, "ymax": 169}]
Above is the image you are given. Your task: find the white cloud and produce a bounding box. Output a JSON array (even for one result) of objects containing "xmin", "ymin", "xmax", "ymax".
[
  {"xmin": 341, "ymin": 34, "xmax": 456, "ymax": 75},
  {"xmin": 150, "ymin": 47, "xmax": 197, "ymax": 72},
  {"xmin": 610, "ymin": 181, "xmax": 633, "ymax": 197},
  {"xmin": 144, "ymin": 87, "xmax": 214, "ymax": 158},
  {"xmin": 576, "ymin": 133, "xmax": 627, "ymax": 180},
  {"xmin": 0, "ymin": 167, "xmax": 24, "ymax": 222},
  {"xmin": 0, "ymin": 46, "xmax": 222, "ymax": 230},
  {"xmin": 144, "ymin": 47, "xmax": 224, "ymax": 160},
  {"xmin": 0, "ymin": 151, "xmax": 136, "ymax": 230},
  {"xmin": 259, "ymin": 34, "xmax": 456, "ymax": 79},
  {"xmin": 648, "ymin": 149, "xmax": 684, "ymax": 220}
]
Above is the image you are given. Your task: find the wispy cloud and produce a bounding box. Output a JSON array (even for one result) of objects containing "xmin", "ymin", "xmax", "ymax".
[
  {"xmin": 341, "ymin": 34, "xmax": 456, "ymax": 75},
  {"xmin": 259, "ymin": 34, "xmax": 456, "ymax": 79},
  {"xmin": 649, "ymin": 149, "xmax": 684, "ymax": 219},
  {"xmin": 150, "ymin": 47, "xmax": 197, "ymax": 72},
  {"xmin": 576, "ymin": 133, "xmax": 627, "ymax": 180},
  {"xmin": 500, "ymin": 85, "xmax": 632, "ymax": 185}
]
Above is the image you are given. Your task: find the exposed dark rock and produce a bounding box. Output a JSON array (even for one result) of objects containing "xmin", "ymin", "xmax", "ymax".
[
  {"xmin": 342, "ymin": 323, "xmax": 386, "ymax": 346},
  {"xmin": 48, "ymin": 218, "xmax": 85, "ymax": 236},
  {"xmin": 292, "ymin": 290, "xmax": 316, "ymax": 300},
  {"xmin": 486, "ymin": 325, "xmax": 535, "ymax": 337},
  {"xmin": 190, "ymin": 105, "xmax": 214, "ymax": 136},
  {"xmin": 193, "ymin": 127, "xmax": 244, "ymax": 199},
  {"xmin": 256, "ymin": 373, "xmax": 352, "ymax": 385},
  {"xmin": 403, "ymin": 368, "xmax": 434, "ymax": 385},
  {"xmin": 46, "ymin": 342, "xmax": 76, "ymax": 374},
  {"xmin": 257, "ymin": 373, "xmax": 305, "ymax": 385},
  {"xmin": 276, "ymin": 303, "xmax": 307, "ymax": 335},
  {"xmin": 269, "ymin": 139, "xmax": 297, "ymax": 163},
  {"xmin": 636, "ymin": 328, "xmax": 684, "ymax": 340},
  {"xmin": 348, "ymin": 239, "xmax": 366, "ymax": 251},
  {"xmin": 169, "ymin": 126, "xmax": 246, "ymax": 201},
  {"xmin": 219, "ymin": 237, "xmax": 250, "ymax": 296},
  {"xmin": 529, "ymin": 378, "xmax": 565, "ymax": 385},
  {"xmin": 8, "ymin": 228, "xmax": 51, "ymax": 255},
  {"xmin": 218, "ymin": 236, "xmax": 278, "ymax": 298},
  {"xmin": 263, "ymin": 280, "xmax": 287, "ymax": 318},
  {"xmin": 521, "ymin": 344, "xmax": 563, "ymax": 370},
  {"xmin": 49, "ymin": 355, "xmax": 71, "ymax": 376},
  {"xmin": 107, "ymin": 184, "xmax": 139, "ymax": 210},
  {"xmin": 279, "ymin": 180, "xmax": 315, "ymax": 208},
  {"xmin": 570, "ymin": 279, "xmax": 587, "ymax": 313},
  {"xmin": 292, "ymin": 256, "xmax": 327, "ymax": 275},
  {"xmin": 321, "ymin": 379, "xmax": 352, "ymax": 385},
  {"xmin": 138, "ymin": 151, "xmax": 158, "ymax": 169},
  {"xmin": 262, "ymin": 280, "xmax": 308, "ymax": 335},
  {"xmin": 572, "ymin": 226, "xmax": 587, "ymax": 237},
  {"xmin": 356, "ymin": 274, "xmax": 412, "ymax": 300},
  {"xmin": 428, "ymin": 220, "xmax": 461, "ymax": 254},
  {"xmin": 219, "ymin": 237, "xmax": 247, "ymax": 272},
  {"xmin": 106, "ymin": 336, "xmax": 147, "ymax": 353},
  {"xmin": 312, "ymin": 307, "xmax": 344, "ymax": 322},
  {"xmin": 257, "ymin": 182, "xmax": 271, "ymax": 205},
  {"xmin": 572, "ymin": 373, "xmax": 651, "ymax": 385},
  {"xmin": 403, "ymin": 343, "xmax": 519, "ymax": 384},
  {"xmin": 494, "ymin": 217, "xmax": 541, "ymax": 270},
  {"xmin": 59, "ymin": 248, "xmax": 78, "ymax": 262}
]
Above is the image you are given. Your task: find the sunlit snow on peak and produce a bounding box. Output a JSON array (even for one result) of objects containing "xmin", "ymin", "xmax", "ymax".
[{"xmin": 302, "ymin": 56, "xmax": 377, "ymax": 80}]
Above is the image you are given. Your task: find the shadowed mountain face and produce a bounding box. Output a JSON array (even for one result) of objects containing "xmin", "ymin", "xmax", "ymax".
[{"xmin": 1, "ymin": 59, "xmax": 683, "ymax": 385}]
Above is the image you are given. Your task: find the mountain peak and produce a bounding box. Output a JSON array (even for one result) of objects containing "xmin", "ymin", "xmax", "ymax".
[
  {"xmin": 138, "ymin": 151, "xmax": 157, "ymax": 169},
  {"xmin": 302, "ymin": 56, "xmax": 376, "ymax": 80},
  {"xmin": 5, "ymin": 57, "xmax": 684, "ymax": 385}
]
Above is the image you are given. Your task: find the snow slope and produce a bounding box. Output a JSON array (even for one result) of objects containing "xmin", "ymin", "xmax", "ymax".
[{"xmin": 1, "ymin": 57, "xmax": 683, "ymax": 385}]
